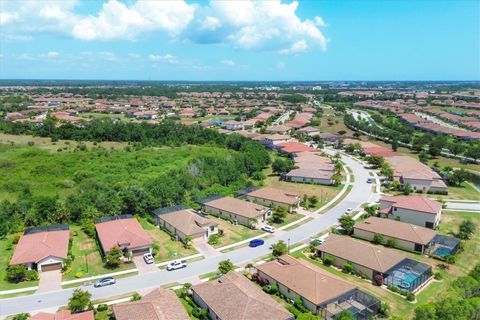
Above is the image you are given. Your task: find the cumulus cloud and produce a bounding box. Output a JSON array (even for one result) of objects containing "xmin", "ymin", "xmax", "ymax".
[
  {"xmin": 46, "ymin": 51, "xmax": 60, "ymax": 58},
  {"xmin": 221, "ymin": 59, "xmax": 235, "ymax": 66},
  {"xmin": 1, "ymin": 0, "xmax": 327, "ymax": 54},
  {"xmin": 149, "ymin": 54, "xmax": 179, "ymax": 64}
]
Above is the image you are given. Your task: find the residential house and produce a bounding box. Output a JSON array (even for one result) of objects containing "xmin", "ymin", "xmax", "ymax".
[
  {"xmin": 256, "ymin": 256, "xmax": 380, "ymax": 319},
  {"xmin": 192, "ymin": 271, "xmax": 294, "ymax": 320},
  {"xmin": 113, "ymin": 288, "xmax": 189, "ymax": 320},
  {"xmin": 245, "ymin": 187, "xmax": 300, "ymax": 212},
  {"xmin": 10, "ymin": 225, "xmax": 70, "ymax": 272},
  {"xmin": 95, "ymin": 215, "xmax": 153, "ymax": 256},
  {"xmin": 30, "ymin": 310, "xmax": 94, "ymax": 320},
  {"xmin": 223, "ymin": 120, "xmax": 244, "ymax": 131},
  {"xmin": 317, "ymin": 235, "xmax": 432, "ymax": 292},
  {"xmin": 266, "ymin": 125, "xmax": 292, "ymax": 134},
  {"xmin": 353, "ymin": 217, "xmax": 437, "ymax": 253},
  {"xmin": 285, "ymin": 169, "xmax": 333, "ymax": 185},
  {"xmin": 378, "ymin": 195, "xmax": 442, "ymax": 229},
  {"xmin": 152, "ymin": 205, "xmax": 218, "ymax": 243},
  {"xmin": 200, "ymin": 195, "xmax": 271, "ymax": 228}
]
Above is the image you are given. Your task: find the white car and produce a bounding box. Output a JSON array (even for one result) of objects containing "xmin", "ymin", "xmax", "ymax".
[
  {"xmin": 345, "ymin": 208, "xmax": 354, "ymax": 214},
  {"xmin": 143, "ymin": 253, "xmax": 154, "ymax": 264},
  {"xmin": 166, "ymin": 259, "xmax": 187, "ymax": 271},
  {"xmin": 261, "ymin": 225, "xmax": 276, "ymax": 233}
]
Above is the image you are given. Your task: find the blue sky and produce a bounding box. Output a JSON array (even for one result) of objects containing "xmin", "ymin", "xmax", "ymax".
[{"xmin": 0, "ymin": 0, "xmax": 479, "ymax": 81}]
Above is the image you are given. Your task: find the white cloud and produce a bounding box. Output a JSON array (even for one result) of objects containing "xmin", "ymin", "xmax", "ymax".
[
  {"xmin": 46, "ymin": 51, "xmax": 60, "ymax": 58},
  {"xmin": 0, "ymin": 0, "xmax": 327, "ymax": 55},
  {"xmin": 149, "ymin": 54, "xmax": 179, "ymax": 64},
  {"xmin": 0, "ymin": 11, "xmax": 19, "ymax": 25},
  {"xmin": 200, "ymin": 16, "xmax": 221, "ymax": 31},
  {"xmin": 99, "ymin": 51, "xmax": 116, "ymax": 61},
  {"xmin": 221, "ymin": 59, "xmax": 235, "ymax": 66},
  {"xmin": 71, "ymin": 0, "xmax": 195, "ymax": 40}
]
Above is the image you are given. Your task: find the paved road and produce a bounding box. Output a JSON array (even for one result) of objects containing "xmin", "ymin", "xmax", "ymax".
[
  {"xmin": 0, "ymin": 152, "xmax": 377, "ymax": 317},
  {"xmin": 272, "ymin": 110, "xmax": 294, "ymax": 125},
  {"xmin": 444, "ymin": 201, "xmax": 480, "ymax": 212}
]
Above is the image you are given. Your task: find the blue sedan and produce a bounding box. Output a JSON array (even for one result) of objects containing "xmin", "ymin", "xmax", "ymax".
[
  {"xmin": 249, "ymin": 239, "xmax": 265, "ymax": 248},
  {"xmin": 366, "ymin": 178, "xmax": 373, "ymax": 184}
]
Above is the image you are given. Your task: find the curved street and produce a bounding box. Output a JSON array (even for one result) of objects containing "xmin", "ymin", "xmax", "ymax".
[{"xmin": 0, "ymin": 152, "xmax": 379, "ymax": 317}]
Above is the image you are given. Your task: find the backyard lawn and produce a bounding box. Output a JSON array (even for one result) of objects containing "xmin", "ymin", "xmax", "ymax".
[
  {"xmin": 263, "ymin": 167, "xmax": 342, "ymax": 210},
  {"xmin": 207, "ymin": 216, "xmax": 262, "ymax": 249},
  {"xmin": 64, "ymin": 225, "xmax": 135, "ymax": 281},
  {"xmin": 434, "ymin": 181, "xmax": 479, "ymax": 200},
  {"xmin": 138, "ymin": 218, "xmax": 198, "ymax": 262},
  {"xmin": 0, "ymin": 234, "xmax": 39, "ymax": 291}
]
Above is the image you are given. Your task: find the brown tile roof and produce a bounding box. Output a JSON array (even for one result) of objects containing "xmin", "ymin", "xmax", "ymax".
[
  {"xmin": 204, "ymin": 196, "xmax": 270, "ymax": 219},
  {"xmin": 354, "ymin": 217, "xmax": 437, "ymax": 245},
  {"xmin": 286, "ymin": 168, "xmax": 333, "ymax": 180},
  {"xmin": 380, "ymin": 195, "xmax": 442, "ymax": 215},
  {"xmin": 95, "ymin": 217, "xmax": 152, "ymax": 252},
  {"xmin": 29, "ymin": 310, "xmax": 94, "ymax": 320},
  {"xmin": 192, "ymin": 272, "xmax": 293, "ymax": 320},
  {"xmin": 113, "ymin": 288, "xmax": 189, "ymax": 320},
  {"xmin": 247, "ymin": 187, "xmax": 300, "ymax": 205},
  {"xmin": 318, "ymin": 235, "xmax": 406, "ymax": 273},
  {"xmin": 11, "ymin": 230, "xmax": 69, "ymax": 265},
  {"xmin": 386, "ymin": 156, "xmax": 442, "ymax": 181},
  {"xmin": 277, "ymin": 142, "xmax": 316, "ymax": 153},
  {"xmin": 257, "ymin": 256, "xmax": 356, "ymax": 305},
  {"xmin": 158, "ymin": 209, "xmax": 217, "ymax": 237}
]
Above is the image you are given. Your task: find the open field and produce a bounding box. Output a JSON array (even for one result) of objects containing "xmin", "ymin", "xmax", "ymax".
[
  {"xmin": 63, "ymin": 225, "xmax": 135, "ymax": 281},
  {"xmin": 0, "ymin": 133, "xmax": 127, "ymax": 151},
  {"xmin": 208, "ymin": 216, "xmax": 263, "ymax": 248},
  {"xmin": 0, "ymin": 142, "xmax": 234, "ymax": 202},
  {"xmin": 138, "ymin": 218, "xmax": 198, "ymax": 262},
  {"xmin": 292, "ymin": 209, "xmax": 480, "ymax": 319}
]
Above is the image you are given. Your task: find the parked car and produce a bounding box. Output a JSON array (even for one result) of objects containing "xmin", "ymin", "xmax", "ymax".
[
  {"xmin": 261, "ymin": 225, "xmax": 276, "ymax": 233},
  {"xmin": 166, "ymin": 260, "xmax": 187, "ymax": 271},
  {"xmin": 311, "ymin": 237, "xmax": 325, "ymax": 245},
  {"xmin": 94, "ymin": 277, "xmax": 116, "ymax": 288},
  {"xmin": 345, "ymin": 208, "xmax": 353, "ymax": 214},
  {"xmin": 249, "ymin": 239, "xmax": 265, "ymax": 248},
  {"xmin": 366, "ymin": 178, "xmax": 373, "ymax": 184},
  {"xmin": 143, "ymin": 253, "xmax": 154, "ymax": 264}
]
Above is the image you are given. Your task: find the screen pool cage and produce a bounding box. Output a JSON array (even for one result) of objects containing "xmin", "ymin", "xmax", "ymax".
[
  {"xmin": 426, "ymin": 234, "xmax": 461, "ymax": 258},
  {"xmin": 322, "ymin": 289, "xmax": 380, "ymax": 320},
  {"xmin": 384, "ymin": 259, "xmax": 432, "ymax": 292}
]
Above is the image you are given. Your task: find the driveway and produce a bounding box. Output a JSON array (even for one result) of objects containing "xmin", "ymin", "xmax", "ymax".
[
  {"xmin": 193, "ymin": 239, "xmax": 221, "ymax": 258},
  {"xmin": 132, "ymin": 255, "xmax": 159, "ymax": 274},
  {"xmin": 37, "ymin": 270, "xmax": 62, "ymax": 293}
]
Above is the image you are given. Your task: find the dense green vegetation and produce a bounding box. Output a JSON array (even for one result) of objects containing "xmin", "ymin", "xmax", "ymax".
[{"xmin": 0, "ymin": 122, "xmax": 270, "ymax": 236}]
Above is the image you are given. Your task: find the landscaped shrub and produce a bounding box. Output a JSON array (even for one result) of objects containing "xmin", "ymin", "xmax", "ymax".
[
  {"xmin": 96, "ymin": 304, "xmax": 108, "ymax": 312},
  {"xmin": 406, "ymin": 292, "xmax": 415, "ymax": 301},
  {"xmin": 343, "ymin": 263, "xmax": 354, "ymax": 274},
  {"xmin": 323, "ymin": 255, "xmax": 334, "ymax": 266},
  {"xmin": 434, "ymin": 272, "xmax": 443, "ymax": 280},
  {"xmin": 386, "ymin": 238, "xmax": 397, "ymax": 248},
  {"xmin": 75, "ymin": 271, "xmax": 84, "ymax": 279},
  {"xmin": 208, "ymin": 234, "xmax": 220, "ymax": 245},
  {"xmin": 373, "ymin": 233, "xmax": 384, "ymax": 244}
]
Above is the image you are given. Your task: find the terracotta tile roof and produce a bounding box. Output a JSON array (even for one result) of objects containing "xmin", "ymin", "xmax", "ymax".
[
  {"xmin": 113, "ymin": 288, "xmax": 189, "ymax": 320},
  {"xmin": 247, "ymin": 187, "xmax": 300, "ymax": 205},
  {"xmin": 266, "ymin": 125, "xmax": 292, "ymax": 132},
  {"xmin": 29, "ymin": 310, "xmax": 94, "ymax": 320},
  {"xmin": 318, "ymin": 235, "xmax": 406, "ymax": 273},
  {"xmin": 354, "ymin": 217, "xmax": 437, "ymax": 245},
  {"xmin": 257, "ymin": 256, "xmax": 356, "ymax": 305},
  {"xmin": 386, "ymin": 156, "xmax": 442, "ymax": 180},
  {"xmin": 192, "ymin": 272, "xmax": 293, "ymax": 320},
  {"xmin": 95, "ymin": 217, "xmax": 152, "ymax": 252},
  {"xmin": 380, "ymin": 195, "xmax": 442, "ymax": 215},
  {"xmin": 286, "ymin": 168, "xmax": 333, "ymax": 180},
  {"xmin": 277, "ymin": 142, "xmax": 316, "ymax": 153},
  {"xmin": 204, "ymin": 196, "xmax": 270, "ymax": 219},
  {"xmin": 11, "ymin": 230, "xmax": 69, "ymax": 265},
  {"xmin": 158, "ymin": 209, "xmax": 217, "ymax": 237}
]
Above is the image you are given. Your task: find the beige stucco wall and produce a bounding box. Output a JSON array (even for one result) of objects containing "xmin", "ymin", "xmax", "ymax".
[
  {"xmin": 353, "ymin": 228, "xmax": 419, "ymax": 252},
  {"xmin": 288, "ymin": 176, "xmax": 332, "ymax": 185},
  {"xmin": 203, "ymin": 205, "xmax": 266, "ymax": 229},
  {"xmin": 388, "ymin": 207, "xmax": 439, "ymax": 228},
  {"xmin": 318, "ymin": 251, "xmax": 374, "ymax": 280},
  {"xmin": 246, "ymin": 195, "xmax": 296, "ymax": 212}
]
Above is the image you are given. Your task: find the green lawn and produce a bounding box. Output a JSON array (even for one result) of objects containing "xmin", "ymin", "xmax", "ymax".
[
  {"xmin": 435, "ymin": 181, "xmax": 480, "ymax": 200},
  {"xmin": 0, "ymin": 234, "xmax": 39, "ymax": 291},
  {"xmin": 138, "ymin": 218, "xmax": 198, "ymax": 262},
  {"xmin": 270, "ymin": 213, "xmax": 304, "ymax": 228},
  {"xmin": 63, "ymin": 225, "xmax": 135, "ymax": 281},
  {"xmin": 208, "ymin": 216, "xmax": 262, "ymax": 248}
]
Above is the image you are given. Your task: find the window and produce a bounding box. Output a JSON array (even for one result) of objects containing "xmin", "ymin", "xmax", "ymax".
[
  {"xmin": 425, "ymin": 221, "xmax": 434, "ymax": 229},
  {"xmin": 210, "ymin": 226, "xmax": 215, "ymax": 231}
]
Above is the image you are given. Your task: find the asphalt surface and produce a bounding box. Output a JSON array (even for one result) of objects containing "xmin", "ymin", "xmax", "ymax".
[
  {"xmin": 0, "ymin": 152, "xmax": 377, "ymax": 316},
  {"xmin": 444, "ymin": 201, "xmax": 480, "ymax": 212}
]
